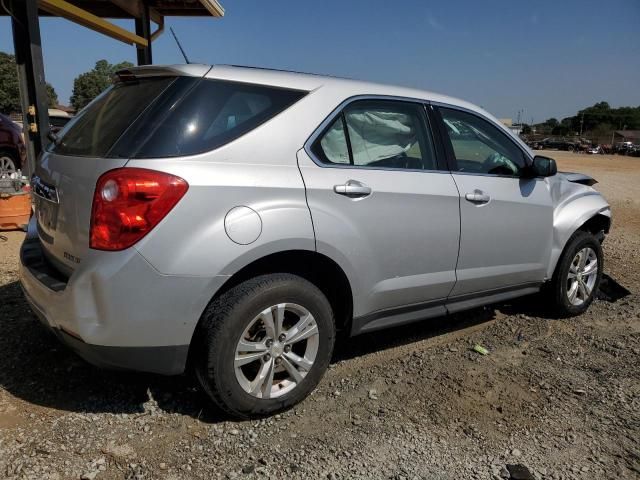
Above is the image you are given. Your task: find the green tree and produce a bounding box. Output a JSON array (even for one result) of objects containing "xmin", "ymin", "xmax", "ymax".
[
  {"xmin": 46, "ymin": 84, "xmax": 58, "ymax": 107},
  {"xmin": 534, "ymin": 117, "xmax": 560, "ymax": 135},
  {"xmin": 0, "ymin": 51, "xmax": 58, "ymax": 113},
  {"xmin": 551, "ymin": 125, "xmax": 570, "ymax": 136},
  {"xmin": 565, "ymin": 102, "xmax": 640, "ymax": 134},
  {"xmin": 70, "ymin": 59, "xmax": 134, "ymax": 110},
  {"xmin": 591, "ymin": 123, "xmax": 614, "ymax": 139},
  {"xmin": 535, "ymin": 103, "xmax": 640, "ymax": 138},
  {"xmin": 521, "ymin": 124, "xmax": 532, "ymax": 135}
]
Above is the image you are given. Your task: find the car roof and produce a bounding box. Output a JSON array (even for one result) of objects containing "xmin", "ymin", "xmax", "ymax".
[
  {"xmin": 209, "ymin": 64, "xmax": 482, "ymax": 111},
  {"xmin": 124, "ymin": 63, "xmax": 482, "ymax": 114}
]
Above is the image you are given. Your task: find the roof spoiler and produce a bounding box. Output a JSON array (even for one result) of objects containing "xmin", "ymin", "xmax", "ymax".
[{"xmin": 113, "ymin": 64, "xmax": 212, "ymax": 83}]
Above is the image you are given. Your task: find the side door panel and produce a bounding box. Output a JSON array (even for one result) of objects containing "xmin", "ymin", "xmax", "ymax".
[
  {"xmin": 433, "ymin": 105, "xmax": 554, "ymax": 297},
  {"xmin": 297, "ymin": 98, "xmax": 461, "ymax": 328},
  {"xmin": 298, "ymin": 149, "xmax": 460, "ymax": 316},
  {"xmin": 450, "ymin": 174, "xmax": 553, "ymax": 295}
]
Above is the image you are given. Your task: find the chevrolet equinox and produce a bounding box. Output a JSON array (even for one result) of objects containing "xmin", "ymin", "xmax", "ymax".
[{"xmin": 20, "ymin": 64, "xmax": 611, "ymax": 418}]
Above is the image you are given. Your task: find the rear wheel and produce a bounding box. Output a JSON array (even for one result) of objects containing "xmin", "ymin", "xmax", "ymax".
[
  {"xmin": 547, "ymin": 231, "xmax": 603, "ymax": 316},
  {"xmin": 195, "ymin": 274, "xmax": 335, "ymax": 418}
]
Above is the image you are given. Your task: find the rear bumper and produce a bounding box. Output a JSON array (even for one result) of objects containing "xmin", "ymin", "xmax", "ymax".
[
  {"xmin": 25, "ymin": 291, "xmax": 189, "ymax": 375},
  {"xmin": 58, "ymin": 331, "xmax": 189, "ymax": 373},
  {"xmin": 19, "ymin": 221, "xmax": 227, "ymax": 375},
  {"xmin": 23, "ymin": 288, "xmax": 188, "ymax": 374}
]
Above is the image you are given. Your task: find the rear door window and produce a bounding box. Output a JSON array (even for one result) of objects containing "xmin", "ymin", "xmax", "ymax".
[
  {"xmin": 315, "ymin": 116, "xmax": 350, "ymax": 164},
  {"xmin": 313, "ymin": 100, "xmax": 438, "ymax": 170}
]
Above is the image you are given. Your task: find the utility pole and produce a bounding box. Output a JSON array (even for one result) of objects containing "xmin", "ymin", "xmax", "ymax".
[{"xmin": 579, "ymin": 112, "xmax": 584, "ymax": 136}]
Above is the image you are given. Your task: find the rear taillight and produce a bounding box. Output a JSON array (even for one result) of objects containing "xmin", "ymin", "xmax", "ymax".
[{"xmin": 90, "ymin": 168, "xmax": 188, "ymax": 251}]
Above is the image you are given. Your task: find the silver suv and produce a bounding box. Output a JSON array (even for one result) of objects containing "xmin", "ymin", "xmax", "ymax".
[{"xmin": 20, "ymin": 65, "xmax": 611, "ymax": 418}]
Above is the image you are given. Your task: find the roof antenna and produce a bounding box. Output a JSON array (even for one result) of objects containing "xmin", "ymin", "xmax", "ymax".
[{"xmin": 170, "ymin": 27, "xmax": 191, "ymax": 64}]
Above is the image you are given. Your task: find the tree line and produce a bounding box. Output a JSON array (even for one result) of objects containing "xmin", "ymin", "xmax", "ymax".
[
  {"xmin": 523, "ymin": 102, "xmax": 640, "ymax": 137},
  {"xmin": 0, "ymin": 52, "xmax": 132, "ymax": 114}
]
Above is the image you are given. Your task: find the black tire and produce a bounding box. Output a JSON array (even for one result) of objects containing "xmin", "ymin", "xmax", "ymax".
[
  {"xmin": 194, "ymin": 273, "xmax": 335, "ymax": 419},
  {"xmin": 547, "ymin": 230, "xmax": 603, "ymax": 317}
]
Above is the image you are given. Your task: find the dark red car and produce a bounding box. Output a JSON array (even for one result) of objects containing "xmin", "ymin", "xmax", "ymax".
[{"xmin": 0, "ymin": 113, "xmax": 27, "ymax": 176}]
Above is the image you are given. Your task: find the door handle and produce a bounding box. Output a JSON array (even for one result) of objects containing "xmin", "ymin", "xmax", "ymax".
[
  {"xmin": 465, "ymin": 191, "xmax": 491, "ymax": 204},
  {"xmin": 334, "ymin": 180, "xmax": 372, "ymax": 198}
]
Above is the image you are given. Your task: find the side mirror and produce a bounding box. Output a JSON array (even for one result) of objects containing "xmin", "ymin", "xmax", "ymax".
[{"xmin": 530, "ymin": 155, "xmax": 557, "ymax": 177}]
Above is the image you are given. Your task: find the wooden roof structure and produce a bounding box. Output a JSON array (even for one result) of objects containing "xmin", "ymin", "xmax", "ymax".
[
  {"xmin": 2, "ymin": 1, "xmax": 224, "ymax": 48},
  {"xmin": 35, "ymin": 1, "xmax": 225, "ymax": 17}
]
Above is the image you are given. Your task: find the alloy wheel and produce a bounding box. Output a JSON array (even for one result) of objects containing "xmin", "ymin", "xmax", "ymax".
[
  {"xmin": 234, "ymin": 303, "xmax": 319, "ymax": 399},
  {"xmin": 567, "ymin": 247, "xmax": 598, "ymax": 306}
]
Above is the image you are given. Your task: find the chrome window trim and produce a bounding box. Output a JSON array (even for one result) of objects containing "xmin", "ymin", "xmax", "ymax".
[
  {"xmin": 451, "ymin": 170, "xmax": 547, "ymax": 181},
  {"xmin": 303, "ymin": 94, "xmax": 447, "ymax": 174}
]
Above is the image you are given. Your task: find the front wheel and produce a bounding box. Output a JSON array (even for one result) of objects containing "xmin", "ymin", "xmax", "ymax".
[
  {"xmin": 547, "ymin": 231, "xmax": 603, "ymax": 316},
  {"xmin": 194, "ymin": 274, "xmax": 335, "ymax": 418}
]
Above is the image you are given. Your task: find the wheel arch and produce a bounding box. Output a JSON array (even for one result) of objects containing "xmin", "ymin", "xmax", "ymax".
[
  {"xmin": 548, "ymin": 197, "xmax": 611, "ymax": 279},
  {"xmin": 577, "ymin": 213, "xmax": 611, "ymax": 236},
  {"xmin": 187, "ymin": 249, "xmax": 354, "ymax": 367}
]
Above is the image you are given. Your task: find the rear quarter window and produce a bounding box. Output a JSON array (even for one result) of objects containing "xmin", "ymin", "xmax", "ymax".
[
  {"xmin": 51, "ymin": 77, "xmax": 306, "ymax": 159},
  {"xmin": 122, "ymin": 79, "xmax": 307, "ymax": 158}
]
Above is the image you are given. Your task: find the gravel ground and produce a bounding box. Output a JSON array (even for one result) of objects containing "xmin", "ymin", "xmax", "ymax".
[{"xmin": 1, "ymin": 152, "xmax": 638, "ymax": 480}]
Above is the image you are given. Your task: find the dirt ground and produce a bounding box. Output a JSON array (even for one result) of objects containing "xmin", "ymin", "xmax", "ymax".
[{"xmin": 0, "ymin": 152, "xmax": 638, "ymax": 480}]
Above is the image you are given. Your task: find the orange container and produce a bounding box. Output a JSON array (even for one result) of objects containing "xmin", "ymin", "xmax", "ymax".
[{"xmin": 0, "ymin": 192, "xmax": 32, "ymax": 231}]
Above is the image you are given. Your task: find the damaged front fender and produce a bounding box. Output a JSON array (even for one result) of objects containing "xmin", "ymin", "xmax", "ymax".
[{"xmin": 547, "ymin": 176, "xmax": 611, "ymax": 278}]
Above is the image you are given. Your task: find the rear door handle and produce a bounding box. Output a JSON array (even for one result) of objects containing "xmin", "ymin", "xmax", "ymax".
[
  {"xmin": 334, "ymin": 180, "xmax": 372, "ymax": 198},
  {"xmin": 465, "ymin": 191, "xmax": 491, "ymax": 204}
]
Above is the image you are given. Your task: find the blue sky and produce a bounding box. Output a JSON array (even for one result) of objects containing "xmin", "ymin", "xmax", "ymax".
[{"xmin": 1, "ymin": 0, "xmax": 639, "ymax": 122}]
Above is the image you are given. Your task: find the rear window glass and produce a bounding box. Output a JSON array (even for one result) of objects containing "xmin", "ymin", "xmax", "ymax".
[
  {"xmin": 51, "ymin": 77, "xmax": 174, "ymax": 157},
  {"xmin": 52, "ymin": 77, "xmax": 306, "ymax": 159},
  {"xmin": 121, "ymin": 79, "xmax": 306, "ymax": 158}
]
